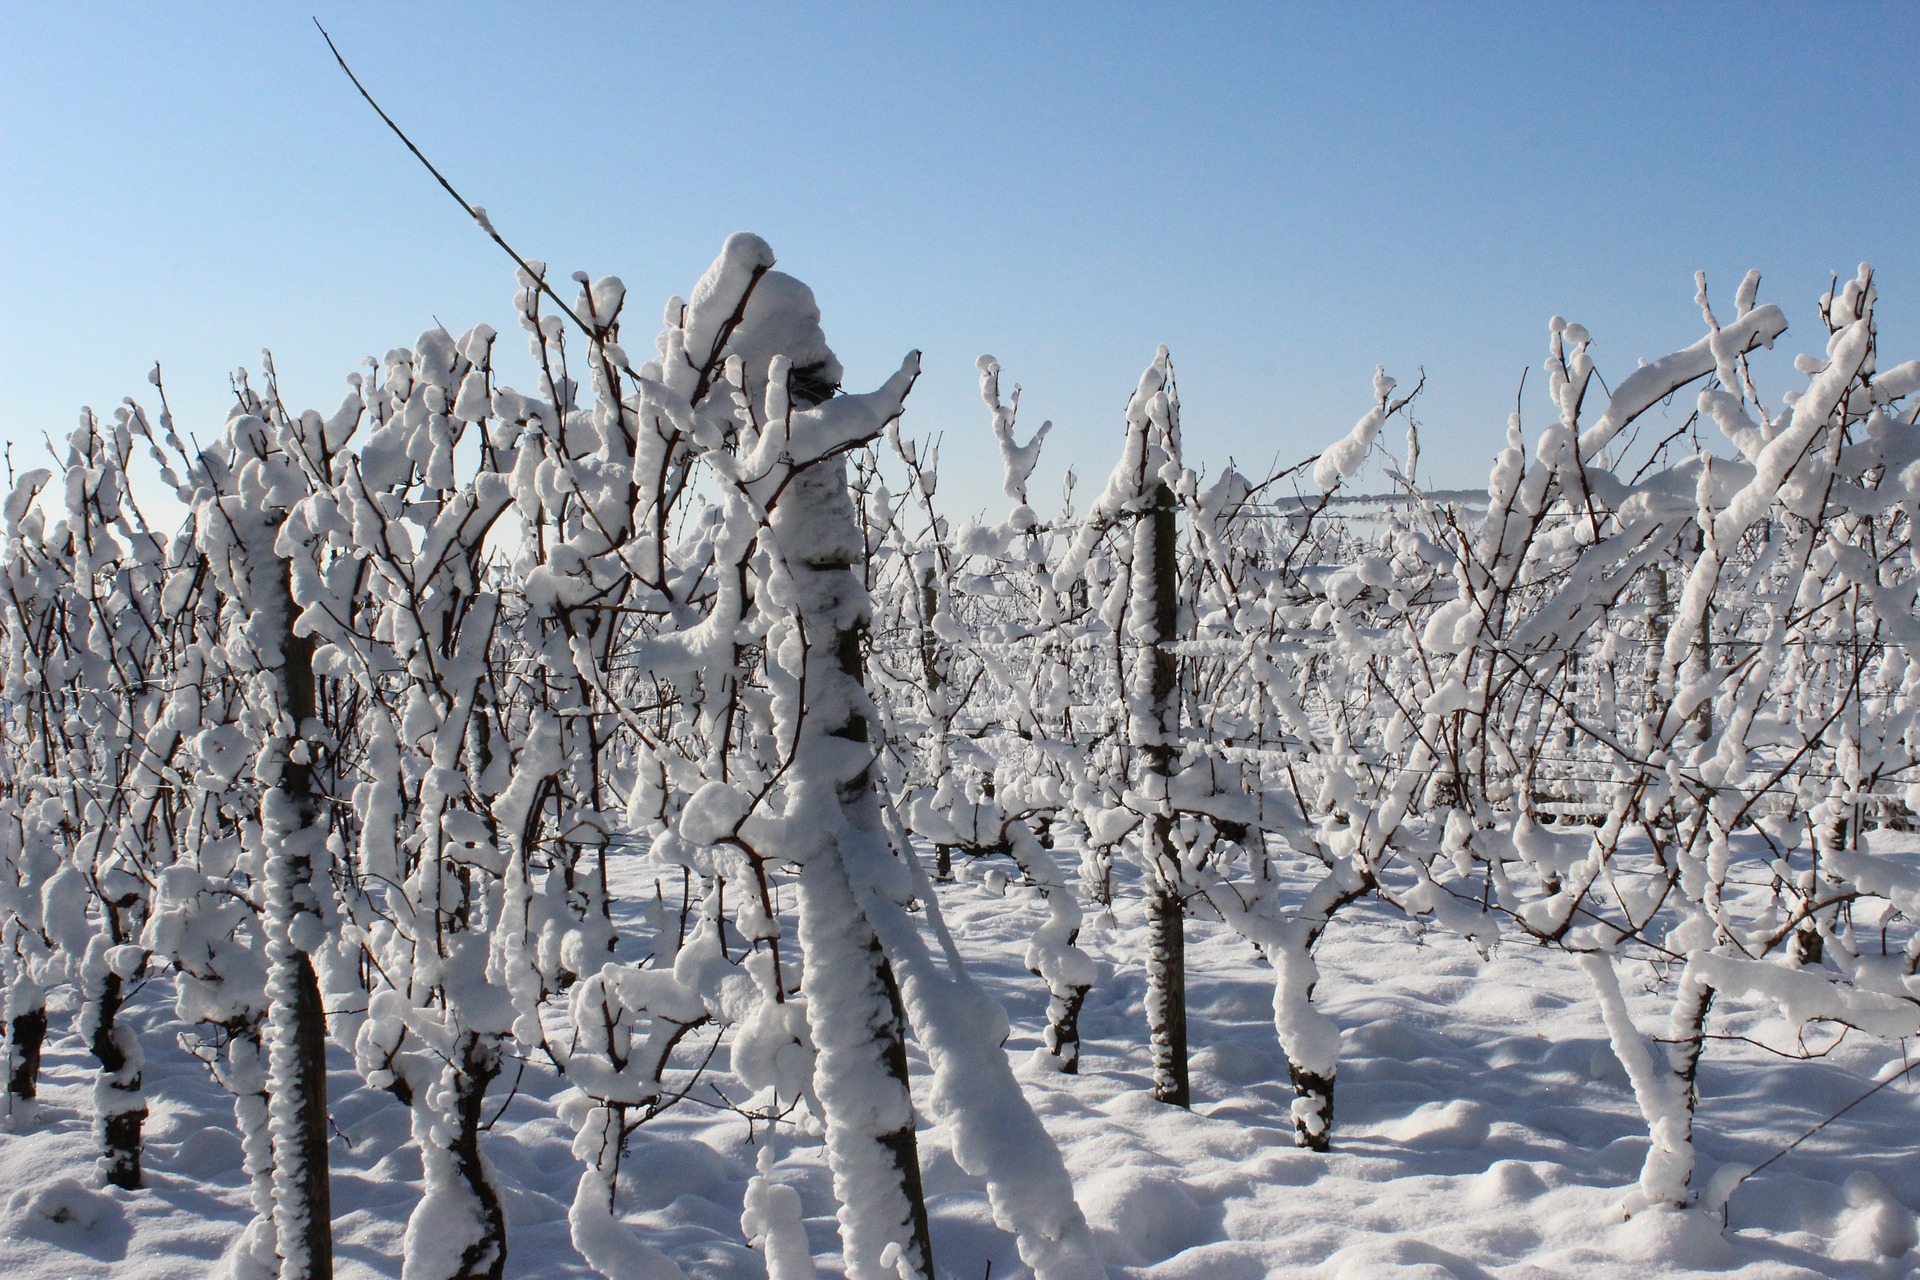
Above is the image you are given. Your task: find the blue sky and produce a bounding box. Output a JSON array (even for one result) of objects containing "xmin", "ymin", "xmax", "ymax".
[{"xmin": 4, "ymin": 3, "xmax": 1917, "ymax": 522}]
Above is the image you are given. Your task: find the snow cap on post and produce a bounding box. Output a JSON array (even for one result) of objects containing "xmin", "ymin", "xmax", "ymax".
[
  {"xmin": 676, "ymin": 232, "xmax": 779, "ymax": 396},
  {"xmin": 731, "ymin": 271, "xmax": 845, "ymax": 410}
]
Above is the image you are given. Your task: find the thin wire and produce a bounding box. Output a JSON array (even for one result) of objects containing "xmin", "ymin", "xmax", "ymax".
[{"xmin": 1726, "ymin": 1057, "xmax": 1920, "ymax": 1221}]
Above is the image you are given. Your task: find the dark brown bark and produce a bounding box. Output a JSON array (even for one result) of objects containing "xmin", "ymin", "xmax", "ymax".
[
  {"xmin": 1143, "ymin": 481, "xmax": 1189, "ymax": 1108},
  {"xmin": 288, "ymin": 952, "xmax": 333, "ymax": 1275},
  {"xmin": 267, "ymin": 544, "xmax": 333, "ymax": 1279},
  {"xmin": 1290, "ymin": 1066, "xmax": 1334, "ymax": 1152},
  {"xmin": 1148, "ymin": 879, "xmax": 1189, "ymax": 1107},
  {"xmin": 874, "ymin": 948, "xmax": 934, "ymax": 1277},
  {"xmin": 89, "ymin": 971, "xmax": 145, "ymax": 1189},
  {"xmin": 450, "ymin": 1035, "xmax": 506, "ymax": 1279},
  {"xmin": 8, "ymin": 1006, "xmax": 45, "ymax": 1101},
  {"xmin": 1049, "ymin": 962, "xmax": 1089, "ymax": 1076}
]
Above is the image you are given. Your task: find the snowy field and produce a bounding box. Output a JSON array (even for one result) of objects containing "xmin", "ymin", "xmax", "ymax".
[
  {"xmin": 4, "ymin": 846, "xmax": 1917, "ymax": 1280},
  {"xmin": 11, "ymin": 10, "xmax": 1920, "ymax": 1276}
]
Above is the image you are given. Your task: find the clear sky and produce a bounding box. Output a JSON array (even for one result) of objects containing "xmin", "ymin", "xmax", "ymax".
[{"xmin": 4, "ymin": 3, "xmax": 1917, "ymax": 523}]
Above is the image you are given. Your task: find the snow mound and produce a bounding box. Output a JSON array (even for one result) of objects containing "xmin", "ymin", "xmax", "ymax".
[
  {"xmin": 1376, "ymin": 1099, "xmax": 1492, "ymax": 1148},
  {"xmin": 1190, "ymin": 1039, "xmax": 1273, "ymax": 1087},
  {"xmin": 1077, "ymin": 1164, "xmax": 1219, "ymax": 1266},
  {"xmin": 619, "ymin": 1137, "xmax": 734, "ymax": 1212},
  {"xmin": 1321, "ymin": 1235, "xmax": 1490, "ymax": 1279},
  {"xmin": 10, "ymin": 1176, "xmax": 114, "ymax": 1230},
  {"xmin": 1469, "ymin": 1159, "xmax": 1548, "ymax": 1209},
  {"xmin": 1602, "ymin": 1206, "xmax": 1740, "ymax": 1270},
  {"xmin": 1832, "ymin": 1171, "xmax": 1918, "ymax": 1260}
]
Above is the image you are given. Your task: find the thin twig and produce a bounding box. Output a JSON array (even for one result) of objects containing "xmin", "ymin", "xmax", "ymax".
[{"xmin": 313, "ymin": 19, "xmax": 599, "ymax": 347}]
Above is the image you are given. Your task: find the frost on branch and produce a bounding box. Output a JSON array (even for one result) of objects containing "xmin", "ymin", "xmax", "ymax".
[{"xmin": 9, "ymin": 241, "xmax": 1920, "ymax": 1275}]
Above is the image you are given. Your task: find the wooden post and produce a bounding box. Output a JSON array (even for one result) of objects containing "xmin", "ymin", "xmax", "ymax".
[
  {"xmin": 1142, "ymin": 480, "xmax": 1189, "ymax": 1108},
  {"xmin": 262, "ymin": 529, "xmax": 333, "ymax": 1280}
]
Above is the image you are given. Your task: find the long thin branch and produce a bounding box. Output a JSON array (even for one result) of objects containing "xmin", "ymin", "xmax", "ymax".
[{"xmin": 313, "ymin": 19, "xmax": 599, "ymax": 347}]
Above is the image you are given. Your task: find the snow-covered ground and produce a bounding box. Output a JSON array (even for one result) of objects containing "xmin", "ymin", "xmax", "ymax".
[{"xmin": 4, "ymin": 847, "xmax": 1918, "ymax": 1279}]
